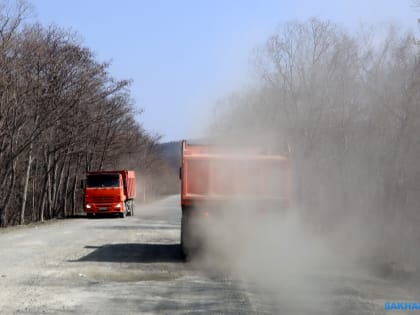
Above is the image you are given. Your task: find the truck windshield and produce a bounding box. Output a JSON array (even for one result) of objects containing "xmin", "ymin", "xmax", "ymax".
[{"xmin": 86, "ymin": 174, "xmax": 120, "ymax": 188}]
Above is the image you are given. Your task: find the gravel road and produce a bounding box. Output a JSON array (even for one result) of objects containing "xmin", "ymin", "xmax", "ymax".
[{"xmin": 0, "ymin": 195, "xmax": 418, "ymax": 314}]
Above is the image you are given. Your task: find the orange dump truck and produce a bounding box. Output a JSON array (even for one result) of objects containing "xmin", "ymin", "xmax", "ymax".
[
  {"xmin": 84, "ymin": 170, "xmax": 136, "ymax": 218},
  {"xmin": 180, "ymin": 140, "xmax": 291, "ymax": 255}
]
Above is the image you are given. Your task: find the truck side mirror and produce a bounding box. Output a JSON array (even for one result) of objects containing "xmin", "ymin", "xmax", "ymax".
[
  {"xmin": 179, "ymin": 167, "xmax": 182, "ymax": 180},
  {"xmin": 80, "ymin": 179, "xmax": 85, "ymax": 189}
]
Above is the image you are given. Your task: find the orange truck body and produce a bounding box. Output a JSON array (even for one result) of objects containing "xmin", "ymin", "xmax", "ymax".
[
  {"xmin": 180, "ymin": 140, "xmax": 291, "ymax": 209},
  {"xmin": 179, "ymin": 140, "xmax": 291, "ymax": 257},
  {"xmin": 84, "ymin": 170, "xmax": 136, "ymax": 217}
]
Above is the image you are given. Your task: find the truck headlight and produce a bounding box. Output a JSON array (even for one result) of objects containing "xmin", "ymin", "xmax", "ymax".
[
  {"xmin": 115, "ymin": 203, "xmax": 121, "ymax": 208},
  {"xmin": 85, "ymin": 204, "xmax": 91, "ymax": 209}
]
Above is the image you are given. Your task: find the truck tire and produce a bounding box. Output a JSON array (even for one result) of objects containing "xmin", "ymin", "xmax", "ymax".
[
  {"xmin": 181, "ymin": 207, "xmax": 192, "ymax": 260},
  {"xmin": 119, "ymin": 211, "xmax": 125, "ymax": 218},
  {"xmin": 180, "ymin": 214, "xmax": 188, "ymax": 260},
  {"xmin": 125, "ymin": 201, "xmax": 131, "ymax": 216},
  {"xmin": 126, "ymin": 200, "xmax": 134, "ymax": 216}
]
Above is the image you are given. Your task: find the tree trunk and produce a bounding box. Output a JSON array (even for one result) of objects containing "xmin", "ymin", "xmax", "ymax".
[
  {"xmin": 49, "ymin": 152, "xmax": 57, "ymax": 217},
  {"xmin": 32, "ymin": 177, "xmax": 36, "ymax": 222},
  {"xmin": 53, "ymin": 159, "xmax": 66, "ymax": 217},
  {"xmin": 47, "ymin": 168, "xmax": 52, "ymax": 219},
  {"xmin": 1, "ymin": 160, "xmax": 17, "ymax": 227},
  {"xmin": 71, "ymin": 175, "xmax": 78, "ymax": 216},
  {"xmin": 40, "ymin": 149, "xmax": 51, "ymax": 222},
  {"xmin": 20, "ymin": 143, "xmax": 33, "ymax": 225},
  {"xmin": 62, "ymin": 160, "xmax": 71, "ymax": 217},
  {"xmin": 39, "ymin": 170, "xmax": 48, "ymax": 223},
  {"xmin": 31, "ymin": 159, "xmax": 39, "ymax": 222}
]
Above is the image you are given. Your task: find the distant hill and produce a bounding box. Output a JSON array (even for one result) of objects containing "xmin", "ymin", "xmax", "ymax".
[{"xmin": 158, "ymin": 141, "xmax": 181, "ymax": 170}]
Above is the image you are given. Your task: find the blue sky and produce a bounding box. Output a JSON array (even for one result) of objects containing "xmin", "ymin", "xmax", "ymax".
[{"xmin": 30, "ymin": 0, "xmax": 419, "ymax": 142}]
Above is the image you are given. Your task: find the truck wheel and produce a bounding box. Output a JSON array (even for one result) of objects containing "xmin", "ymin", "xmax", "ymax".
[
  {"xmin": 119, "ymin": 212, "xmax": 125, "ymax": 218},
  {"xmin": 87, "ymin": 213, "xmax": 94, "ymax": 219},
  {"xmin": 126, "ymin": 200, "xmax": 134, "ymax": 216},
  {"xmin": 125, "ymin": 201, "xmax": 131, "ymax": 216},
  {"xmin": 180, "ymin": 215, "xmax": 187, "ymax": 260},
  {"xmin": 180, "ymin": 210, "xmax": 191, "ymax": 260}
]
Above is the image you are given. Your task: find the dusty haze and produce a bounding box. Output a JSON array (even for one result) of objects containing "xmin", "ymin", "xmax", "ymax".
[{"xmin": 187, "ymin": 18, "xmax": 420, "ymax": 312}]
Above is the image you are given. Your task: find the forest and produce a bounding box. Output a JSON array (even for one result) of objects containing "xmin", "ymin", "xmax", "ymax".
[
  {"xmin": 211, "ymin": 18, "xmax": 420, "ymax": 266},
  {"xmin": 0, "ymin": 2, "xmax": 177, "ymax": 227}
]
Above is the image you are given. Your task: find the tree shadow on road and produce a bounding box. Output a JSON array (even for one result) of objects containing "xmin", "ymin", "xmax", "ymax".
[{"xmin": 73, "ymin": 243, "xmax": 183, "ymax": 263}]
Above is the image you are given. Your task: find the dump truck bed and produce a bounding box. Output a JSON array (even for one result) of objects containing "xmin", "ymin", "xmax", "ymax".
[{"xmin": 180, "ymin": 140, "xmax": 291, "ymax": 207}]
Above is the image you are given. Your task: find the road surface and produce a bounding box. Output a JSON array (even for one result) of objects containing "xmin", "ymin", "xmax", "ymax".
[{"xmin": 0, "ymin": 195, "xmax": 418, "ymax": 314}]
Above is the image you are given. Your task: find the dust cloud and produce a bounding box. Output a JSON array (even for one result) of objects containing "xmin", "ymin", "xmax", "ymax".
[
  {"xmin": 184, "ymin": 18, "xmax": 420, "ymax": 311},
  {"xmin": 184, "ymin": 144, "xmax": 352, "ymax": 312},
  {"xmin": 183, "ymin": 136, "xmax": 414, "ymax": 313}
]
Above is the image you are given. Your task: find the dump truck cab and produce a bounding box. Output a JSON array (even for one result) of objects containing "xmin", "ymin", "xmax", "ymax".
[{"xmin": 84, "ymin": 170, "xmax": 136, "ymax": 218}]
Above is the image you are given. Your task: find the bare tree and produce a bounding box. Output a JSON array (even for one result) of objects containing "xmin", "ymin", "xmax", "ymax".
[
  {"xmin": 0, "ymin": 5, "xmax": 168, "ymax": 226},
  {"xmin": 210, "ymin": 18, "xmax": 420, "ymax": 266}
]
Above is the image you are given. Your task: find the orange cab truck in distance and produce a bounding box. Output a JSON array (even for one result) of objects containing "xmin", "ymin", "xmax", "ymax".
[
  {"xmin": 84, "ymin": 170, "xmax": 136, "ymax": 218},
  {"xmin": 180, "ymin": 140, "xmax": 291, "ymax": 256}
]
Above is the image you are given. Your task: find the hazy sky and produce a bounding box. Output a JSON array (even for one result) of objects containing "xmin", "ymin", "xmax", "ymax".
[{"xmin": 30, "ymin": 0, "xmax": 419, "ymax": 142}]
